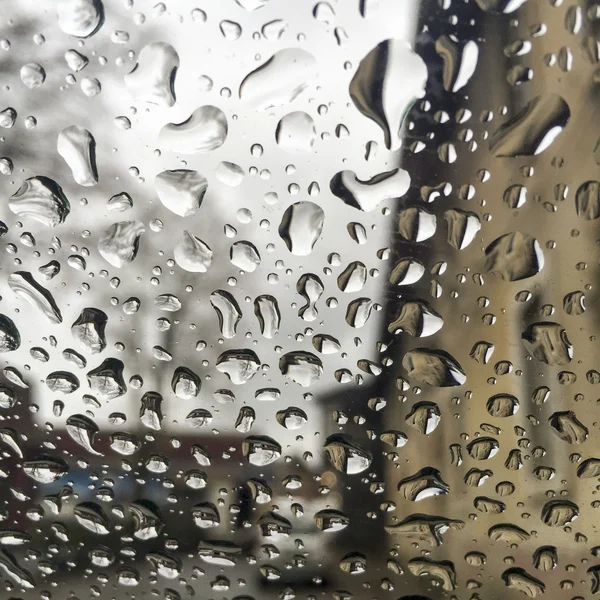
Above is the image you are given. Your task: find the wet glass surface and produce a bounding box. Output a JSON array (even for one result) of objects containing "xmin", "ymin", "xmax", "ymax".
[{"xmin": 0, "ymin": 0, "xmax": 598, "ymax": 598}]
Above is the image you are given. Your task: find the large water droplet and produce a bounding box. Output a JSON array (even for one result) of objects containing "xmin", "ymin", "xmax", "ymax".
[
  {"xmin": 66, "ymin": 414, "xmax": 103, "ymax": 455},
  {"xmin": 240, "ymin": 48, "xmax": 317, "ymax": 110},
  {"xmin": 490, "ymin": 94, "xmax": 570, "ymax": 157},
  {"xmin": 278, "ymin": 201, "xmax": 324, "ymax": 255},
  {"xmin": 350, "ymin": 39, "xmax": 427, "ymax": 150},
  {"xmin": 87, "ymin": 357, "xmax": 127, "ymax": 400},
  {"xmin": 402, "ymin": 348, "xmax": 466, "ymax": 387},
  {"xmin": 210, "ymin": 290, "xmax": 242, "ymax": 338},
  {"xmin": 155, "ymin": 170, "xmax": 208, "ymax": 217},
  {"xmin": 279, "ymin": 351, "xmax": 323, "ymax": 386},
  {"xmin": 9, "ymin": 176, "xmax": 70, "ymax": 227},
  {"xmin": 174, "ymin": 231, "xmax": 213, "ymax": 272},
  {"xmin": 254, "ymin": 295, "xmax": 280, "ymax": 338},
  {"xmin": 8, "ymin": 271, "xmax": 63, "ymax": 324},
  {"xmin": 57, "ymin": 0, "xmax": 103, "ymax": 38},
  {"xmin": 242, "ymin": 435, "xmax": 281, "ymax": 466},
  {"xmin": 0, "ymin": 315, "xmax": 20, "ymax": 353},
  {"xmin": 71, "ymin": 307, "xmax": 107, "ymax": 354},
  {"xmin": 98, "ymin": 221, "xmax": 145, "ymax": 268},
  {"xmin": 124, "ymin": 42, "xmax": 179, "ymax": 107},
  {"xmin": 275, "ymin": 111, "xmax": 316, "ymax": 153},
  {"xmin": 485, "ymin": 232, "xmax": 544, "ymax": 281},
  {"xmin": 159, "ymin": 106, "xmax": 228, "ymax": 154},
  {"xmin": 57, "ymin": 126, "xmax": 98, "ymax": 186},
  {"xmin": 324, "ymin": 434, "xmax": 372, "ymax": 474},
  {"xmin": 330, "ymin": 168, "xmax": 410, "ymax": 212},
  {"xmin": 216, "ymin": 349, "xmax": 260, "ymax": 384}
]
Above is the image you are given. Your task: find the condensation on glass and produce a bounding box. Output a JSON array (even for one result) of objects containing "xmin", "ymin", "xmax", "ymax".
[{"xmin": 0, "ymin": 0, "xmax": 596, "ymax": 598}]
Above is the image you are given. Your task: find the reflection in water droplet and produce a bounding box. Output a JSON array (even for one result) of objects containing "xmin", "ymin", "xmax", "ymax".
[
  {"xmin": 87, "ymin": 357, "xmax": 127, "ymax": 400},
  {"xmin": 398, "ymin": 467, "xmax": 450, "ymax": 501},
  {"xmin": 98, "ymin": 221, "xmax": 145, "ymax": 268},
  {"xmin": 337, "ymin": 261, "xmax": 367, "ymax": 293},
  {"xmin": 475, "ymin": 0, "xmax": 529, "ymax": 13},
  {"xmin": 533, "ymin": 546, "xmax": 557, "ymax": 571},
  {"xmin": 0, "ymin": 315, "xmax": 20, "ymax": 353},
  {"xmin": 549, "ymin": 410, "xmax": 588, "ymax": 443},
  {"xmin": 216, "ymin": 349, "xmax": 260, "ymax": 385},
  {"xmin": 240, "ymin": 48, "xmax": 317, "ymax": 110},
  {"xmin": 210, "ymin": 290, "xmax": 242, "ymax": 338},
  {"xmin": 575, "ymin": 180, "xmax": 600, "ymax": 220},
  {"xmin": 8, "ymin": 271, "xmax": 63, "ymax": 324},
  {"xmin": 171, "ymin": 366, "xmax": 200, "ymax": 399},
  {"xmin": 444, "ymin": 209, "xmax": 481, "ymax": 249},
  {"xmin": 297, "ymin": 273, "xmax": 324, "ymax": 321},
  {"xmin": 388, "ymin": 300, "xmax": 443, "ymax": 337},
  {"xmin": 242, "ymin": 435, "xmax": 281, "ymax": 466},
  {"xmin": 254, "ymin": 295, "xmax": 280, "ymax": 338},
  {"xmin": 57, "ymin": 126, "xmax": 98, "ymax": 186},
  {"xmin": 436, "ymin": 35, "xmax": 479, "ymax": 92},
  {"xmin": 174, "ymin": 230, "xmax": 213, "ymax": 273},
  {"xmin": 403, "ymin": 348, "xmax": 465, "ymax": 387},
  {"xmin": 66, "ymin": 414, "xmax": 103, "ymax": 455},
  {"xmin": 485, "ymin": 232, "xmax": 544, "ymax": 281},
  {"xmin": 215, "ymin": 161, "xmax": 245, "ymax": 187},
  {"xmin": 521, "ymin": 322, "xmax": 572, "ymax": 365},
  {"xmin": 385, "ymin": 514, "xmax": 465, "ymax": 546},
  {"xmin": 330, "ymin": 168, "xmax": 410, "ymax": 212},
  {"xmin": 74, "ymin": 501, "xmax": 110, "ymax": 534},
  {"xmin": 279, "ymin": 351, "xmax": 323, "ymax": 386},
  {"xmin": 408, "ymin": 558, "xmax": 457, "ymax": 591},
  {"xmin": 278, "ymin": 201, "xmax": 324, "ymax": 256},
  {"xmin": 397, "ymin": 206, "xmax": 437, "ymax": 241},
  {"xmin": 230, "ymin": 241, "xmax": 260, "ymax": 272},
  {"xmin": 71, "ymin": 307, "xmax": 107, "ymax": 355},
  {"xmin": 159, "ymin": 106, "xmax": 228, "ymax": 154},
  {"xmin": 490, "ymin": 94, "xmax": 570, "ymax": 157},
  {"xmin": 9, "ymin": 176, "xmax": 70, "ymax": 227},
  {"xmin": 155, "ymin": 170, "xmax": 208, "ymax": 217},
  {"xmin": 541, "ymin": 499, "xmax": 579, "ymax": 527},
  {"xmin": 124, "ymin": 42, "xmax": 179, "ymax": 107},
  {"xmin": 276, "ymin": 112, "xmax": 316, "ymax": 153},
  {"xmin": 324, "ymin": 434, "xmax": 372, "ymax": 474},
  {"xmin": 350, "ymin": 39, "xmax": 427, "ymax": 150},
  {"xmin": 57, "ymin": 0, "xmax": 104, "ymax": 38},
  {"xmin": 220, "ymin": 20, "xmax": 242, "ymax": 40},
  {"xmin": 467, "ymin": 437, "xmax": 499, "ymax": 460},
  {"xmin": 486, "ymin": 393, "xmax": 519, "ymax": 417},
  {"xmin": 502, "ymin": 568, "xmax": 545, "ymax": 597}
]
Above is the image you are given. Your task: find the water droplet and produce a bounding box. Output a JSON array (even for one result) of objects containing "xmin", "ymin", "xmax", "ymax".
[
  {"xmin": 276, "ymin": 112, "xmax": 316, "ymax": 153},
  {"xmin": 124, "ymin": 42, "xmax": 179, "ymax": 107},
  {"xmin": 9, "ymin": 176, "xmax": 70, "ymax": 227},
  {"xmin": 324, "ymin": 434, "xmax": 372, "ymax": 474},
  {"xmin": 216, "ymin": 349, "xmax": 260, "ymax": 384},
  {"xmin": 330, "ymin": 168, "xmax": 410, "ymax": 212},
  {"xmin": 98, "ymin": 221, "xmax": 145, "ymax": 268},
  {"xmin": 240, "ymin": 49, "xmax": 317, "ymax": 110},
  {"xmin": 279, "ymin": 351, "xmax": 323, "ymax": 386},
  {"xmin": 57, "ymin": 126, "xmax": 98, "ymax": 186},
  {"xmin": 485, "ymin": 232, "xmax": 544, "ymax": 281},
  {"xmin": 66, "ymin": 414, "xmax": 103, "ymax": 455},
  {"xmin": 278, "ymin": 201, "xmax": 324, "ymax": 255},
  {"xmin": 8, "ymin": 271, "xmax": 63, "ymax": 324},
  {"xmin": 349, "ymin": 39, "xmax": 427, "ymax": 150},
  {"xmin": 490, "ymin": 94, "xmax": 570, "ymax": 157},
  {"xmin": 155, "ymin": 169, "xmax": 208, "ymax": 217},
  {"xmin": 174, "ymin": 231, "xmax": 213, "ymax": 272},
  {"xmin": 242, "ymin": 435, "xmax": 281, "ymax": 466},
  {"xmin": 159, "ymin": 106, "xmax": 228, "ymax": 154}
]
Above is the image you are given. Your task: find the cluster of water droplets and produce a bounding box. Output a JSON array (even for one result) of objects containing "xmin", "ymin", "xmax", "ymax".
[{"xmin": 0, "ymin": 0, "xmax": 598, "ymax": 598}]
